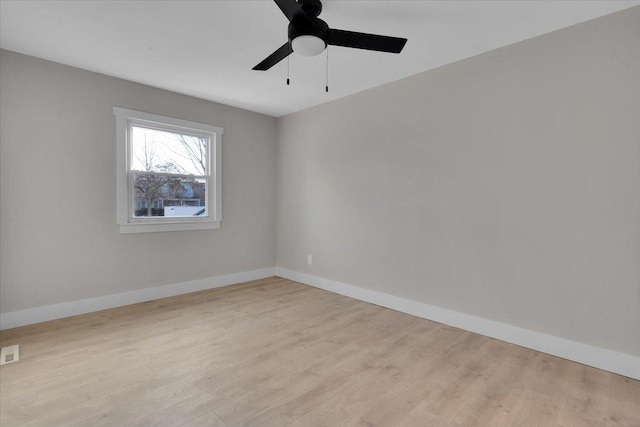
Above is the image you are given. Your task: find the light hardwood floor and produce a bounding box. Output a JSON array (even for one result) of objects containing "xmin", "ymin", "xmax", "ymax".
[{"xmin": 1, "ymin": 277, "xmax": 638, "ymax": 427}]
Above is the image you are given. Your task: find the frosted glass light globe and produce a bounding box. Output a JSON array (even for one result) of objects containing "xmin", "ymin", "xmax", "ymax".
[{"xmin": 292, "ymin": 35, "xmax": 326, "ymax": 56}]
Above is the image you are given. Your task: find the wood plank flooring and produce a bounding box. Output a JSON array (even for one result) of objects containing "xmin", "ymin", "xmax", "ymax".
[{"xmin": 1, "ymin": 277, "xmax": 638, "ymax": 426}]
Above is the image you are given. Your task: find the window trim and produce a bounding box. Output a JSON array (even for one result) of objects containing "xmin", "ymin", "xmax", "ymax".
[{"xmin": 113, "ymin": 107, "xmax": 223, "ymax": 234}]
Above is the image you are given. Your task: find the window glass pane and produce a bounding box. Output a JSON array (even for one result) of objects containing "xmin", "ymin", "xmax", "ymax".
[
  {"xmin": 130, "ymin": 126, "xmax": 208, "ymax": 175},
  {"xmin": 133, "ymin": 173, "xmax": 207, "ymax": 217}
]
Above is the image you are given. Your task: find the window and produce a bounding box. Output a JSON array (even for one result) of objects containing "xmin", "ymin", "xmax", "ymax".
[{"xmin": 114, "ymin": 107, "xmax": 222, "ymax": 233}]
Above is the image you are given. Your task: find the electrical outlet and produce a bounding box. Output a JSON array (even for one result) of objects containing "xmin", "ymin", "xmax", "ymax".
[{"xmin": 307, "ymin": 255, "xmax": 313, "ymax": 265}]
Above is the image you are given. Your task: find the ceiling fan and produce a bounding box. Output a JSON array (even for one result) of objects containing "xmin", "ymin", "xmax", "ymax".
[{"xmin": 253, "ymin": 0, "xmax": 408, "ymax": 71}]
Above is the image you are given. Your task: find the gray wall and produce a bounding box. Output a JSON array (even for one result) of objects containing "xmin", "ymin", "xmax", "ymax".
[
  {"xmin": 0, "ymin": 50, "xmax": 278, "ymax": 313},
  {"xmin": 276, "ymin": 7, "xmax": 640, "ymax": 356}
]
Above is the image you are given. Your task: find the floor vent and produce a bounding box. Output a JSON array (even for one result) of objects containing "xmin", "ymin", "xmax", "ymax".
[{"xmin": 0, "ymin": 345, "xmax": 19, "ymax": 365}]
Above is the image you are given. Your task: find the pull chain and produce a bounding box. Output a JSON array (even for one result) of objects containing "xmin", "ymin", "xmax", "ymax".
[
  {"xmin": 325, "ymin": 45, "xmax": 329, "ymax": 93},
  {"xmin": 287, "ymin": 47, "xmax": 290, "ymax": 86}
]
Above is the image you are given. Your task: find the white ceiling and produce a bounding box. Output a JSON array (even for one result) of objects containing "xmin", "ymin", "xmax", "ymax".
[{"xmin": 1, "ymin": 1, "xmax": 638, "ymax": 117}]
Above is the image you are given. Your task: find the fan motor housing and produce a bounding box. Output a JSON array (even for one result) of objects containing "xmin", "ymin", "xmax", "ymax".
[
  {"xmin": 288, "ymin": 17, "xmax": 328, "ymax": 45},
  {"xmin": 288, "ymin": 0, "xmax": 327, "ymax": 45}
]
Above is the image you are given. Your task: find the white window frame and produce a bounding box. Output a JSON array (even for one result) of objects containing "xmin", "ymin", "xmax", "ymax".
[{"xmin": 113, "ymin": 107, "xmax": 223, "ymax": 234}]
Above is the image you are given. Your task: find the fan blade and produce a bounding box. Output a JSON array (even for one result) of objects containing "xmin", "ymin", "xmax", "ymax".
[
  {"xmin": 252, "ymin": 42, "xmax": 293, "ymax": 71},
  {"xmin": 274, "ymin": 0, "xmax": 302, "ymax": 22},
  {"xmin": 327, "ymin": 29, "xmax": 407, "ymax": 53}
]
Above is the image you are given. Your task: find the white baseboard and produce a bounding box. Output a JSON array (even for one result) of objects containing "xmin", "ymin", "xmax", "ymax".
[
  {"xmin": 3, "ymin": 266, "xmax": 637, "ymax": 380},
  {"xmin": 276, "ymin": 267, "xmax": 640, "ymax": 380},
  {"xmin": 0, "ymin": 267, "xmax": 277, "ymax": 330}
]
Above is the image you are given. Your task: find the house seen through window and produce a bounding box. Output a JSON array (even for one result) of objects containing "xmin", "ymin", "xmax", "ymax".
[{"xmin": 131, "ymin": 126, "xmax": 207, "ymax": 218}]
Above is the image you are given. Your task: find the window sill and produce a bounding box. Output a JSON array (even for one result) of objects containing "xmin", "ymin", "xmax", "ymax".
[{"xmin": 119, "ymin": 220, "xmax": 220, "ymax": 234}]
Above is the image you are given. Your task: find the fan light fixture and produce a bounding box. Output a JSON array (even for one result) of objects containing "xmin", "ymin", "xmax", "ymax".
[{"xmin": 291, "ymin": 35, "xmax": 326, "ymax": 56}]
